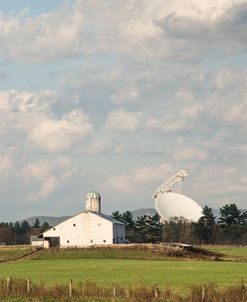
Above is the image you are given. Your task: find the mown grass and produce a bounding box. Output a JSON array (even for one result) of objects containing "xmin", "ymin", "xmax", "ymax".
[
  {"xmin": 0, "ymin": 258, "xmax": 246, "ymax": 290},
  {"xmin": 0, "ymin": 246, "xmax": 34, "ymax": 262},
  {"xmin": 204, "ymin": 245, "xmax": 247, "ymax": 259}
]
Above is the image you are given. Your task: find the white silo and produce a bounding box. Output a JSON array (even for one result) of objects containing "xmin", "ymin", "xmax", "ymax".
[{"xmin": 85, "ymin": 191, "xmax": 101, "ymax": 213}]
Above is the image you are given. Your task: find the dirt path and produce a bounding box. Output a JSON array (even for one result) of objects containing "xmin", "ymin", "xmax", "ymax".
[
  {"xmin": 15, "ymin": 249, "xmax": 41, "ymax": 261},
  {"xmin": 0, "ymin": 249, "xmax": 41, "ymax": 263}
]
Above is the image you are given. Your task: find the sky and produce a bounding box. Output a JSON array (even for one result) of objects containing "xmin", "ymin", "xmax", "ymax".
[{"xmin": 0, "ymin": 0, "xmax": 247, "ymax": 221}]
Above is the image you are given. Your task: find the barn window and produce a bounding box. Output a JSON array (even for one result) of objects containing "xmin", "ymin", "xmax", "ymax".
[
  {"xmin": 90, "ymin": 240, "xmax": 93, "ymax": 243},
  {"xmin": 73, "ymin": 224, "xmax": 76, "ymax": 227},
  {"xmin": 103, "ymin": 240, "xmax": 106, "ymax": 243},
  {"xmin": 67, "ymin": 240, "xmax": 69, "ymax": 243},
  {"xmin": 53, "ymin": 228, "xmax": 56, "ymax": 231}
]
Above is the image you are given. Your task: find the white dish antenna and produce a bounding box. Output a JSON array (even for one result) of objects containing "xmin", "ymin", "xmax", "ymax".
[
  {"xmin": 155, "ymin": 192, "xmax": 202, "ymax": 222},
  {"xmin": 153, "ymin": 169, "xmax": 202, "ymax": 222}
]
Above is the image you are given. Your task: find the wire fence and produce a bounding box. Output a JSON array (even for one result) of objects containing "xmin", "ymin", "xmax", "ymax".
[{"xmin": 0, "ymin": 278, "xmax": 246, "ymax": 302}]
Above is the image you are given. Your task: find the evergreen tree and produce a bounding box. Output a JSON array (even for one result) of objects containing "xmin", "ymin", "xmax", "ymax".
[
  {"xmin": 201, "ymin": 206, "xmax": 216, "ymax": 226},
  {"xmin": 121, "ymin": 211, "xmax": 136, "ymax": 242},
  {"xmin": 121, "ymin": 211, "xmax": 135, "ymax": 230},
  {"xmin": 240, "ymin": 210, "xmax": 247, "ymax": 225},
  {"xmin": 14, "ymin": 221, "xmax": 22, "ymax": 235},
  {"xmin": 111, "ymin": 211, "xmax": 123, "ymax": 222},
  {"xmin": 33, "ymin": 218, "xmax": 40, "ymax": 228},
  {"xmin": 21, "ymin": 220, "xmax": 31, "ymax": 232},
  {"xmin": 149, "ymin": 213, "xmax": 162, "ymax": 242},
  {"xmin": 135, "ymin": 213, "xmax": 161, "ymax": 243},
  {"xmin": 194, "ymin": 206, "xmax": 216, "ymax": 244},
  {"xmin": 41, "ymin": 222, "xmax": 50, "ymax": 231},
  {"xmin": 135, "ymin": 214, "xmax": 151, "ymax": 242},
  {"xmin": 219, "ymin": 204, "xmax": 242, "ymax": 225}
]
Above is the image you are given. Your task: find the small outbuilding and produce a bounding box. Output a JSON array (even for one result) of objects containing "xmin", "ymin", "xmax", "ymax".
[
  {"xmin": 38, "ymin": 192, "xmax": 125, "ymax": 248},
  {"xmin": 30, "ymin": 236, "xmax": 49, "ymax": 248}
]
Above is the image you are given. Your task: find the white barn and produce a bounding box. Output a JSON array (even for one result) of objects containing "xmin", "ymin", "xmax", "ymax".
[{"xmin": 38, "ymin": 192, "xmax": 125, "ymax": 248}]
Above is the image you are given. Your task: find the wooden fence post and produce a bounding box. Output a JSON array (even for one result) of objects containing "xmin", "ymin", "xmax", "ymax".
[
  {"xmin": 113, "ymin": 282, "xmax": 116, "ymax": 297},
  {"xmin": 7, "ymin": 277, "xmax": 10, "ymax": 294},
  {"xmin": 242, "ymin": 284, "xmax": 245, "ymax": 302},
  {"xmin": 27, "ymin": 278, "xmax": 30, "ymax": 294},
  {"xmin": 154, "ymin": 284, "xmax": 158, "ymax": 298},
  {"xmin": 69, "ymin": 279, "xmax": 73, "ymax": 297},
  {"xmin": 201, "ymin": 284, "xmax": 206, "ymax": 302}
]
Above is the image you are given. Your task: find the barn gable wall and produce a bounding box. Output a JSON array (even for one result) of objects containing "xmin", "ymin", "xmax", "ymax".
[{"xmin": 42, "ymin": 212, "xmax": 113, "ymax": 247}]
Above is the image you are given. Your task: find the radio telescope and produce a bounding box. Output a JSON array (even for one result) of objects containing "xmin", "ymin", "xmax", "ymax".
[{"xmin": 153, "ymin": 169, "xmax": 202, "ymax": 222}]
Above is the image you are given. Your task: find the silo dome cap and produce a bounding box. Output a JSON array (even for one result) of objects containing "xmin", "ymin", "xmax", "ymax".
[{"xmin": 86, "ymin": 191, "xmax": 101, "ymax": 199}]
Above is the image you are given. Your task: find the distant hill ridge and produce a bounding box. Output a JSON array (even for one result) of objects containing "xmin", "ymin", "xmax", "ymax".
[
  {"xmin": 22, "ymin": 208, "xmax": 157, "ymax": 226},
  {"xmin": 21, "ymin": 208, "xmax": 246, "ymax": 226},
  {"xmin": 22, "ymin": 216, "xmax": 71, "ymax": 227}
]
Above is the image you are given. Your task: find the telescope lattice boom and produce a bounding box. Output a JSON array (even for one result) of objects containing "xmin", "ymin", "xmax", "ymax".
[{"xmin": 153, "ymin": 169, "xmax": 188, "ymax": 199}]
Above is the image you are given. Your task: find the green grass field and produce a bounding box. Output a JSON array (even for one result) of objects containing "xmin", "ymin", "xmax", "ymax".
[
  {"xmin": 204, "ymin": 246, "xmax": 247, "ymax": 259},
  {"xmin": 0, "ymin": 245, "xmax": 247, "ymax": 293},
  {"xmin": 0, "ymin": 258, "xmax": 246, "ymax": 290}
]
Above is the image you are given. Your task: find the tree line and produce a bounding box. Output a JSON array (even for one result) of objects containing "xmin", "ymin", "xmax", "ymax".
[
  {"xmin": 0, "ymin": 203, "xmax": 246, "ymax": 245},
  {"xmin": 0, "ymin": 219, "xmax": 50, "ymax": 245},
  {"xmin": 112, "ymin": 203, "xmax": 247, "ymax": 245}
]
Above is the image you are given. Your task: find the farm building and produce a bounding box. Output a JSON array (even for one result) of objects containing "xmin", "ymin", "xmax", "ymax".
[
  {"xmin": 35, "ymin": 192, "xmax": 125, "ymax": 248},
  {"xmin": 31, "ymin": 236, "xmax": 49, "ymax": 248}
]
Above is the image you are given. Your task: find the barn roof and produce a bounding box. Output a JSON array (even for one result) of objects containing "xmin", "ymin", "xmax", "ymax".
[{"xmin": 91, "ymin": 212, "xmax": 125, "ymax": 225}]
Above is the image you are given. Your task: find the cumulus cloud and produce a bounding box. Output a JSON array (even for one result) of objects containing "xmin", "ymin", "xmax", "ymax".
[
  {"xmin": 56, "ymin": 156, "xmax": 72, "ymax": 168},
  {"xmin": 0, "ymin": 153, "xmax": 14, "ymax": 178},
  {"xmin": 0, "ymin": 146, "xmax": 24, "ymax": 183},
  {"xmin": 158, "ymin": 1, "xmax": 247, "ymax": 59},
  {"xmin": 0, "ymin": 2, "xmax": 88, "ymax": 63},
  {"xmin": 29, "ymin": 109, "xmax": 93, "ymax": 151},
  {"xmin": 102, "ymin": 175, "xmax": 134, "ymax": 193},
  {"xmin": 85, "ymin": 139, "xmax": 112, "ymax": 154},
  {"xmin": 27, "ymin": 176, "xmax": 59, "ymax": 201},
  {"xmin": 132, "ymin": 164, "xmax": 173, "ymax": 184},
  {"xmin": 22, "ymin": 157, "xmax": 78, "ymax": 202},
  {"xmin": 102, "ymin": 163, "xmax": 173, "ymax": 193},
  {"xmin": 223, "ymin": 97, "xmax": 247, "ymax": 124},
  {"xmin": 145, "ymin": 116, "xmax": 188, "ymax": 133},
  {"xmin": 188, "ymin": 164, "xmax": 247, "ymax": 202},
  {"xmin": 0, "ymin": 90, "xmax": 93, "ymax": 152},
  {"xmin": 1, "ymin": 1, "xmax": 247, "ymax": 218},
  {"xmin": 106, "ymin": 110, "xmax": 143, "ymax": 131},
  {"xmin": 0, "ymin": 0, "xmax": 246, "ymax": 63},
  {"xmin": 23, "ymin": 160, "xmax": 52, "ymax": 180},
  {"xmin": 201, "ymin": 69, "xmax": 247, "ymax": 128},
  {"xmin": 0, "ymin": 90, "xmax": 57, "ymax": 112},
  {"xmin": 212, "ymin": 69, "xmax": 247, "ymax": 126},
  {"xmin": 174, "ymin": 147, "xmax": 208, "ymax": 161},
  {"xmin": 111, "ymin": 87, "xmax": 140, "ymax": 104}
]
